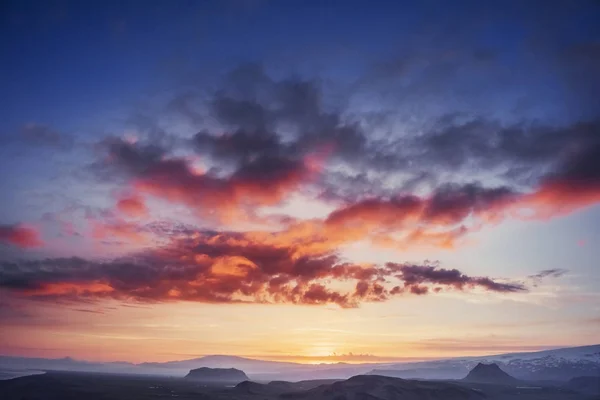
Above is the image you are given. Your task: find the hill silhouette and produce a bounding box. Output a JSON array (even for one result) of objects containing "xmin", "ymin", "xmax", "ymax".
[
  {"xmin": 184, "ymin": 367, "xmax": 248, "ymax": 383},
  {"xmin": 287, "ymin": 375, "xmax": 486, "ymax": 399},
  {"xmin": 462, "ymin": 363, "xmax": 519, "ymax": 385},
  {"xmin": 564, "ymin": 376, "xmax": 600, "ymax": 396}
]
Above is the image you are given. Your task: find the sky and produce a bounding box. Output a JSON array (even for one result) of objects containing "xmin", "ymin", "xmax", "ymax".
[{"xmin": 0, "ymin": 0, "xmax": 599, "ymax": 364}]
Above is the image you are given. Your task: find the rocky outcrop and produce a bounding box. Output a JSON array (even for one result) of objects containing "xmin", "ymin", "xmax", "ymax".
[
  {"xmin": 462, "ymin": 363, "xmax": 519, "ymax": 385},
  {"xmin": 184, "ymin": 367, "xmax": 248, "ymax": 383},
  {"xmin": 288, "ymin": 375, "xmax": 485, "ymax": 399}
]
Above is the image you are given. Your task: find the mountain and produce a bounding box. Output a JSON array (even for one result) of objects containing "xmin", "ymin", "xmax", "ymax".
[
  {"xmin": 369, "ymin": 344, "xmax": 600, "ymax": 382},
  {"xmin": 2, "ymin": 344, "xmax": 599, "ymax": 381},
  {"xmin": 184, "ymin": 367, "xmax": 248, "ymax": 383},
  {"xmin": 284, "ymin": 375, "xmax": 486, "ymax": 400},
  {"xmin": 140, "ymin": 354, "xmax": 302, "ymax": 373},
  {"xmin": 139, "ymin": 355, "xmax": 375, "ymax": 380},
  {"xmin": 2, "ymin": 371, "xmax": 588, "ymax": 400},
  {"xmin": 232, "ymin": 379, "xmax": 339, "ymax": 396},
  {"xmin": 564, "ymin": 376, "xmax": 600, "ymax": 396},
  {"xmin": 0, "ymin": 356, "xmax": 137, "ymax": 375},
  {"xmin": 462, "ymin": 362, "xmax": 519, "ymax": 385}
]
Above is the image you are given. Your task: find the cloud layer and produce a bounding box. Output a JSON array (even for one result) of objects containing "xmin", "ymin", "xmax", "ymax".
[
  {"xmin": 0, "ymin": 229, "xmax": 525, "ymax": 308},
  {"xmin": 4, "ymin": 59, "xmax": 597, "ymax": 308}
]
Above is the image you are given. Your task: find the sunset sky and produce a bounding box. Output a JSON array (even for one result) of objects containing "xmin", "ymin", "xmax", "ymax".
[{"xmin": 1, "ymin": 0, "xmax": 599, "ymax": 364}]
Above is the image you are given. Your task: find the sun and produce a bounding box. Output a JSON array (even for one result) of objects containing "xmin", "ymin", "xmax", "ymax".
[{"xmin": 303, "ymin": 345, "xmax": 338, "ymax": 364}]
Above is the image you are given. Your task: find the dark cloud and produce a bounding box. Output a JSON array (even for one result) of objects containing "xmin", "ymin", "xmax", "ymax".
[
  {"xmin": 193, "ymin": 129, "xmax": 284, "ymax": 164},
  {"xmin": 190, "ymin": 65, "xmax": 369, "ymax": 172},
  {"xmin": 529, "ymin": 269, "xmax": 568, "ymax": 280},
  {"xmin": 94, "ymin": 59, "xmax": 600, "ymax": 216},
  {"xmin": 98, "ymin": 137, "xmax": 167, "ymax": 177},
  {"xmin": 323, "ymin": 183, "xmax": 517, "ymax": 249},
  {"xmin": 387, "ymin": 263, "xmax": 526, "ymax": 293},
  {"xmin": 403, "ymin": 117, "xmax": 600, "ymax": 188},
  {"xmin": 95, "ymin": 137, "xmax": 319, "ymax": 220},
  {"xmin": 528, "ymin": 269, "xmax": 568, "ymax": 286},
  {"xmin": 166, "ymin": 92, "xmax": 205, "ymax": 126},
  {"xmin": 183, "ymin": 61, "xmax": 600, "ymax": 208},
  {"xmin": 81, "ymin": 54, "xmax": 600, "ymax": 267},
  {"xmin": 423, "ymin": 183, "xmax": 516, "ymax": 225}
]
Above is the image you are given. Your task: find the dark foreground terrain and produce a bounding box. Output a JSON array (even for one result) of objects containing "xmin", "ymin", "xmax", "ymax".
[{"xmin": 0, "ymin": 370, "xmax": 597, "ymax": 400}]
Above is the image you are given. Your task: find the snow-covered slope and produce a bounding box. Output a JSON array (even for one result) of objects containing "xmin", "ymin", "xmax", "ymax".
[{"xmin": 373, "ymin": 345, "xmax": 600, "ymax": 381}]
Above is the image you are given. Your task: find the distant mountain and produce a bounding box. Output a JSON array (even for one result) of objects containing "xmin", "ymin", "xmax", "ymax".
[
  {"xmin": 0, "ymin": 356, "xmax": 137, "ymax": 374},
  {"xmin": 184, "ymin": 367, "xmax": 248, "ymax": 383},
  {"xmin": 369, "ymin": 344, "xmax": 600, "ymax": 382},
  {"xmin": 140, "ymin": 354, "xmax": 302, "ymax": 372},
  {"xmin": 2, "ymin": 343, "xmax": 599, "ymax": 381},
  {"xmin": 369, "ymin": 366, "xmax": 465, "ymax": 380},
  {"xmin": 462, "ymin": 362, "xmax": 519, "ymax": 385},
  {"xmin": 139, "ymin": 355, "xmax": 374, "ymax": 380}
]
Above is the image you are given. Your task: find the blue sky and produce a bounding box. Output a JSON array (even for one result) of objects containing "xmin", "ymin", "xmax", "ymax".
[{"xmin": 0, "ymin": 0, "xmax": 599, "ymax": 362}]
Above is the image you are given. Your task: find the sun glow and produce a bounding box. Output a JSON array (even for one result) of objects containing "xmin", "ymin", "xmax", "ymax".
[{"xmin": 304, "ymin": 345, "xmax": 339, "ymax": 363}]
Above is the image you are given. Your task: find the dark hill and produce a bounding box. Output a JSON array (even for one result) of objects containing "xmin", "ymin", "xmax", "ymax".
[
  {"xmin": 233, "ymin": 379, "xmax": 340, "ymax": 396},
  {"xmin": 462, "ymin": 363, "xmax": 519, "ymax": 385},
  {"xmin": 564, "ymin": 375, "xmax": 600, "ymax": 396},
  {"xmin": 282, "ymin": 374, "xmax": 485, "ymax": 399},
  {"xmin": 184, "ymin": 367, "xmax": 248, "ymax": 383}
]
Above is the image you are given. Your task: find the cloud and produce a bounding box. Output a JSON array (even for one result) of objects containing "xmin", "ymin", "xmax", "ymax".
[
  {"xmin": 91, "ymin": 220, "xmax": 148, "ymax": 244},
  {"xmin": 322, "ymin": 115, "xmax": 600, "ymax": 205},
  {"xmin": 386, "ymin": 263, "xmax": 526, "ymax": 293},
  {"xmin": 528, "ymin": 269, "xmax": 568, "ymax": 280},
  {"xmin": 0, "ymin": 230, "xmax": 526, "ymax": 308},
  {"xmin": 185, "ymin": 65, "xmax": 387, "ymax": 194},
  {"xmin": 16, "ymin": 62, "xmax": 596, "ymax": 313},
  {"xmin": 528, "ymin": 269, "xmax": 568, "ymax": 287},
  {"xmin": 91, "ymin": 123, "xmax": 600, "ymax": 251},
  {"xmin": 0, "ymin": 225, "xmax": 44, "ymax": 248},
  {"xmin": 324, "ymin": 183, "xmax": 517, "ymax": 249},
  {"xmin": 321, "ymin": 158, "xmax": 600, "ymax": 249},
  {"xmin": 97, "ymin": 137, "xmax": 329, "ymax": 222},
  {"xmin": 93, "ymin": 64, "xmax": 600, "ymax": 232},
  {"xmin": 176, "ymin": 64, "xmax": 352, "ymax": 168},
  {"xmin": 116, "ymin": 194, "xmax": 149, "ymax": 218},
  {"xmin": 19, "ymin": 123, "xmax": 74, "ymax": 150}
]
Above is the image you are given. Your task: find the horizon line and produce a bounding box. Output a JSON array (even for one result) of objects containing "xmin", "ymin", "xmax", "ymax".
[{"xmin": 1, "ymin": 343, "xmax": 598, "ymax": 366}]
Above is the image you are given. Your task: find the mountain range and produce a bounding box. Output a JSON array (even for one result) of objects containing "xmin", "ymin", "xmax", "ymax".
[{"xmin": 1, "ymin": 344, "xmax": 599, "ymax": 382}]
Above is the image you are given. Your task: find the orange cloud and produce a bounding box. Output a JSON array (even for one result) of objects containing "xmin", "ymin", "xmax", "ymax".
[
  {"xmin": 322, "ymin": 179, "xmax": 600, "ymax": 251},
  {"xmin": 91, "ymin": 220, "xmax": 147, "ymax": 244},
  {"xmin": 322, "ymin": 184, "xmax": 515, "ymax": 250},
  {"xmin": 515, "ymin": 179, "xmax": 600, "ymax": 220},
  {"xmin": 116, "ymin": 194, "xmax": 149, "ymax": 218},
  {"xmin": 132, "ymin": 154, "xmax": 321, "ymax": 222},
  {"xmin": 0, "ymin": 230, "xmax": 526, "ymax": 308},
  {"xmin": 102, "ymin": 138, "xmax": 329, "ymax": 223},
  {"xmin": 0, "ymin": 224, "xmax": 44, "ymax": 248},
  {"xmin": 24, "ymin": 282, "xmax": 115, "ymax": 297}
]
